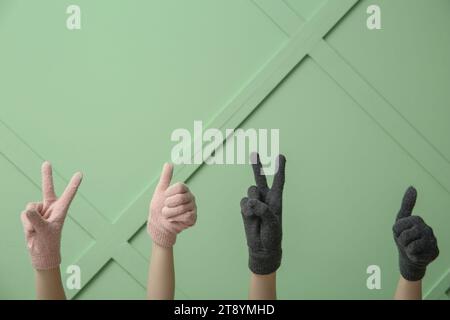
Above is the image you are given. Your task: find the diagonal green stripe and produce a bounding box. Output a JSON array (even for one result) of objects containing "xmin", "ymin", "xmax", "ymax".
[
  {"xmin": 425, "ymin": 268, "xmax": 450, "ymax": 300},
  {"xmin": 309, "ymin": 40, "xmax": 450, "ymax": 194},
  {"xmin": 252, "ymin": 0, "xmax": 304, "ymax": 37}
]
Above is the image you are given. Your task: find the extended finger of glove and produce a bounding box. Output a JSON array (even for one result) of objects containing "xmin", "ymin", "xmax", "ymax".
[
  {"xmin": 271, "ymin": 154, "xmax": 286, "ymax": 193},
  {"xmin": 251, "ymin": 153, "xmax": 269, "ymax": 192},
  {"xmin": 396, "ymin": 186, "xmax": 417, "ymax": 221},
  {"xmin": 41, "ymin": 161, "xmax": 57, "ymax": 204},
  {"xmin": 156, "ymin": 163, "xmax": 174, "ymax": 191},
  {"xmin": 59, "ymin": 172, "xmax": 83, "ymax": 212}
]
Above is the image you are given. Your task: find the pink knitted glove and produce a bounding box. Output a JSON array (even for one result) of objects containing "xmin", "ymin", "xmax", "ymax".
[
  {"xmin": 147, "ymin": 163, "xmax": 197, "ymax": 247},
  {"xmin": 20, "ymin": 162, "xmax": 83, "ymax": 270}
]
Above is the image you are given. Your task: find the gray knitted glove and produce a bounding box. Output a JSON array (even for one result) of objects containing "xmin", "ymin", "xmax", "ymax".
[
  {"xmin": 240, "ymin": 154, "xmax": 286, "ymax": 275},
  {"xmin": 393, "ymin": 186, "xmax": 439, "ymax": 281}
]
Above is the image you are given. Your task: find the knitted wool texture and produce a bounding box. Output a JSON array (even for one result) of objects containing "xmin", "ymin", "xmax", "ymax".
[
  {"xmin": 21, "ymin": 162, "xmax": 82, "ymax": 270},
  {"xmin": 393, "ymin": 186, "xmax": 439, "ymax": 281},
  {"xmin": 240, "ymin": 154, "xmax": 286, "ymax": 275},
  {"xmin": 148, "ymin": 163, "xmax": 197, "ymax": 248}
]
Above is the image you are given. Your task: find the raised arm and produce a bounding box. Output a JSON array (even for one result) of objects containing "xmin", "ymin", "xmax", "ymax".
[
  {"xmin": 147, "ymin": 163, "xmax": 197, "ymax": 300},
  {"xmin": 392, "ymin": 186, "xmax": 439, "ymax": 300},
  {"xmin": 20, "ymin": 162, "xmax": 83, "ymax": 300},
  {"xmin": 240, "ymin": 154, "xmax": 286, "ymax": 300}
]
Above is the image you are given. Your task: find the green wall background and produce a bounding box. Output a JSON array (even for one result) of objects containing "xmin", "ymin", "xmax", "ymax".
[{"xmin": 0, "ymin": 0, "xmax": 449, "ymax": 299}]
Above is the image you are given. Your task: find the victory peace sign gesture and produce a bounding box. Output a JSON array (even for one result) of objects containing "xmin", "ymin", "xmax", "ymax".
[
  {"xmin": 240, "ymin": 153, "xmax": 286, "ymax": 275},
  {"xmin": 20, "ymin": 162, "xmax": 83, "ymax": 270}
]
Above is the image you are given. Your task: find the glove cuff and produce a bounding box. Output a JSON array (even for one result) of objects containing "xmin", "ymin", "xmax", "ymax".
[
  {"xmin": 399, "ymin": 257, "xmax": 426, "ymax": 281},
  {"xmin": 31, "ymin": 253, "xmax": 61, "ymax": 270},
  {"xmin": 249, "ymin": 249, "xmax": 282, "ymax": 275},
  {"xmin": 148, "ymin": 221, "xmax": 176, "ymax": 248}
]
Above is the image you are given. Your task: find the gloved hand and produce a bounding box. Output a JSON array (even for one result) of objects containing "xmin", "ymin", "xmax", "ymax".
[
  {"xmin": 393, "ymin": 186, "xmax": 439, "ymax": 281},
  {"xmin": 147, "ymin": 163, "xmax": 197, "ymax": 248},
  {"xmin": 240, "ymin": 154, "xmax": 286, "ymax": 275},
  {"xmin": 20, "ymin": 162, "xmax": 83, "ymax": 270}
]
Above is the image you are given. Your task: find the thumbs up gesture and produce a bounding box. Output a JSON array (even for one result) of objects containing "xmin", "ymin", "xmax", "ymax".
[
  {"xmin": 147, "ymin": 163, "xmax": 197, "ymax": 248},
  {"xmin": 240, "ymin": 154, "xmax": 286, "ymax": 275},
  {"xmin": 393, "ymin": 187, "xmax": 439, "ymax": 281},
  {"xmin": 20, "ymin": 162, "xmax": 83, "ymax": 270}
]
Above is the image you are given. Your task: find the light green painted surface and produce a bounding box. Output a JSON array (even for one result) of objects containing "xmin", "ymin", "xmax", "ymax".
[
  {"xmin": 285, "ymin": 0, "xmax": 328, "ymax": 20},
  {"xmin": 0, "ymin": 0, "xmax": 449, "ymax": 299}
]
